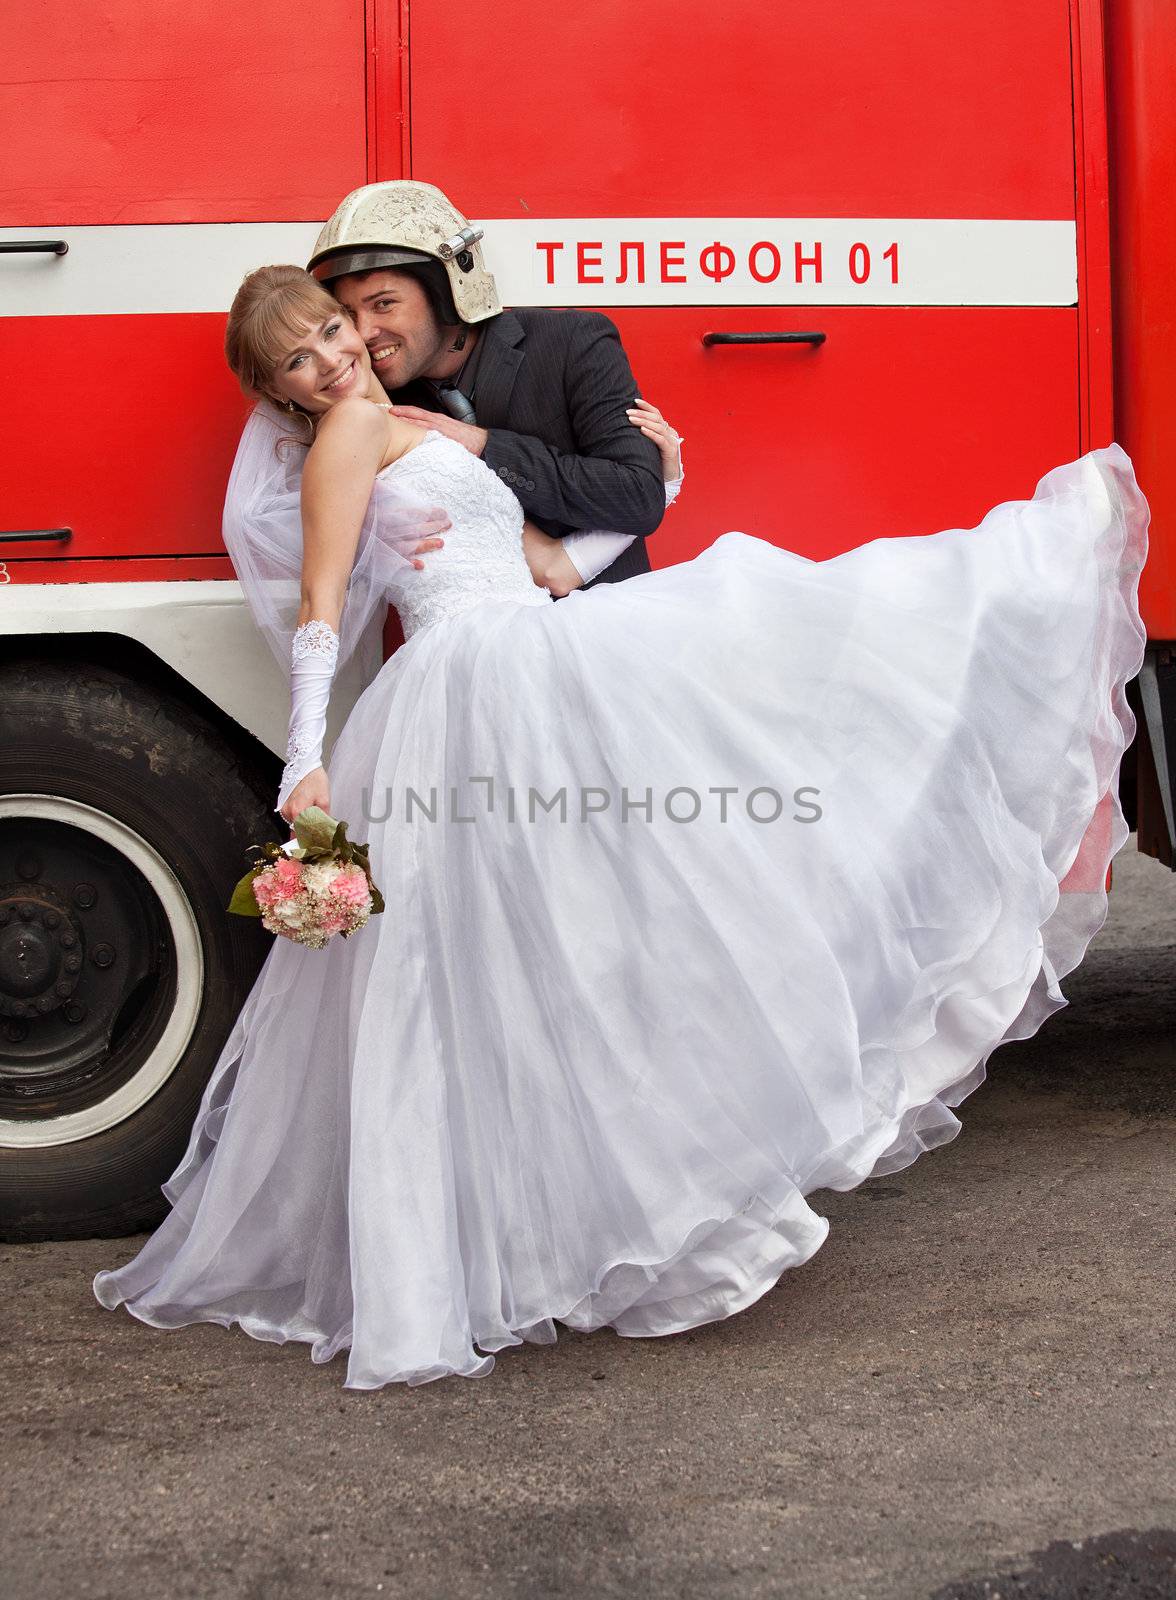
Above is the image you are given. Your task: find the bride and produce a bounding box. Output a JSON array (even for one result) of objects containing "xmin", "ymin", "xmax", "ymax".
[{"xmin": 94, "ymin": 264, "xmax": 1149, "ymax": 1390}]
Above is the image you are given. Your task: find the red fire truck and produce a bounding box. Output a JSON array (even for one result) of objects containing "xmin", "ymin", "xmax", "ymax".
[{"xmin": 1, "ymin": 0, "xmax": 1171, "ymax": 1239}]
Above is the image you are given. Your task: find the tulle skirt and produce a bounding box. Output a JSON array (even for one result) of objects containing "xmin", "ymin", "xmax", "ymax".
[{"xmin": 94, "ymin": 444, "xmax": 1149, "ymax": 1388}]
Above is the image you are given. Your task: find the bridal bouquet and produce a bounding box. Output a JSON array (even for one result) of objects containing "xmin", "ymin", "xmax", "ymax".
[{"xmin": 227, "ymin": 807, "xmax": 385, "ymax": 949}]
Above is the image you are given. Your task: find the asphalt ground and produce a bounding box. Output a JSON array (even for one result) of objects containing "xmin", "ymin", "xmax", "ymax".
[{"xmin": 2, "ymin": 840, "xmax": 1173, "ymax": 1599}]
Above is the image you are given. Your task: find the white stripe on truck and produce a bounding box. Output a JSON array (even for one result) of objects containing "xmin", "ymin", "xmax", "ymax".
[{"xmin": 0, "ymin": 217, "xmax": 1076, "ymax": 314}]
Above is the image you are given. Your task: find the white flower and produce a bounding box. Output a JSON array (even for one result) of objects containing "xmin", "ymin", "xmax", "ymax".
[{"xmin": 301, "ymin": 861, "xmax": 341, "ymax": 896}]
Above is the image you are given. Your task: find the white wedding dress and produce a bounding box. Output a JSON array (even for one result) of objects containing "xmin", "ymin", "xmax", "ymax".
[{"xmin": 95, "ymin": 431, "xmax": 1148, "ymax": 1389}]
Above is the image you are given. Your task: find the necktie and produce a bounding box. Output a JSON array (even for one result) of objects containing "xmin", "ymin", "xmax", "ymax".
[{"xmin": 436, "ymin": 384, "xmax": 476, "ymax": 425}]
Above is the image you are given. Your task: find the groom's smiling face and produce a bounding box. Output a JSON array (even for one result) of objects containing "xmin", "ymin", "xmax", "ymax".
[{"xmin": 330, "ymin": 270, "xmax": 452, "ymax": 392}]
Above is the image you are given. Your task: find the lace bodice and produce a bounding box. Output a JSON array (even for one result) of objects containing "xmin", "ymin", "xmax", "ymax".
[{"xmin": 376, "ymin": 431, "xmax": 553, "ymax": 640}]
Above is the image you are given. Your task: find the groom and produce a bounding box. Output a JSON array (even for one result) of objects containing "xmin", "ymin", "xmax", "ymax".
[{"xmin": 307, "ymin": 180, "xmax": 665, "ymax": 595}]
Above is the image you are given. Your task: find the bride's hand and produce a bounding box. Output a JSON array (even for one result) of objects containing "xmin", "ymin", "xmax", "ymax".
[
  {"xmin": 281, "ymin": 766, "xmax": 331, "ymax": 828},
  {"xmin": 627, "ymin": 397, "xmax": 683, "ymax": 483},
  {"xmin": 521, "ymin": 519, "xmax": 584, "ymax": 598}
]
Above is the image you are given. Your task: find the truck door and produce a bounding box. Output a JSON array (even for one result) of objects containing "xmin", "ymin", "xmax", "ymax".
[
  {"xmin": 403, "ymin": 0, "xmax": 1088, "ymax": 566},
  {"xmin": 0, "ymin": 0, "xmax": 369, "ymax": 572}
]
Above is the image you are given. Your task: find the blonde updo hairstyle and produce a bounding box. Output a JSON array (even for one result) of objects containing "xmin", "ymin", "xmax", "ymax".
[{"xmin": 225, "ymin": 264, "xmax": 344, "ymax": 413}]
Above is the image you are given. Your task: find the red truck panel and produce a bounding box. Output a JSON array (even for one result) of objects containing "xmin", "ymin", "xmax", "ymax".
[
  {"xmin": 1107, "ymin": 0, "xmax": 1176, "ymax": 639},
  {"xmin": 0, "ymin": 1, "xmax": 368, "ymax": 227},
  {"xmin": 2, "ymin": 317, "xmax": 245, "ymax": 561},
  {"xmin": 405, "ymin": 0, "xmax": 1086, "ymax": 559},
  {"xmin": 610, "ymin": 306, "xmax": 1079, "ymax": 568},
  {"xmin": 407, "ymin": 0, "xmax": 1075, "ymax": 219}
]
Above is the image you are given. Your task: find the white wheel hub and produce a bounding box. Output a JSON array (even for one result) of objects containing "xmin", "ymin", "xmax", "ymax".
[{"xmin": 0, "ymin": 795, "xmax": 204, "ymax": 1148}]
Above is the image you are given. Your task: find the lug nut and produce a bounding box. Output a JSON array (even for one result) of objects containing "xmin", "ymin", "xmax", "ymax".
[{"xmin": 73, "ymin": 884, "xmax": 97, "ymax": 909}]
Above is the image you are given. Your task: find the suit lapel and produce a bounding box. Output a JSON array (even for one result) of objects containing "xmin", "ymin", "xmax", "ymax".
[{"xmin": 471, "ymin": 311, "xmax": 525, "ymax": 429}]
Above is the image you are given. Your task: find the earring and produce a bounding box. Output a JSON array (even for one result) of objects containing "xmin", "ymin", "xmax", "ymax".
[{"xmin": 280, "ymin": 399, "xmax": 314, "ymax": 442}]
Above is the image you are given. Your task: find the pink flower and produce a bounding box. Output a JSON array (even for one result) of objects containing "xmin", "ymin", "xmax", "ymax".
[
  {"xmin": 330, "ymin": 867, "xmax": 371, "ymax": 909},
  {"xmin": 252, "ymin": 872, "xmax": 279, "ymax": 909},
  {"xmin": 270, "ymin": 857, "xmax": 304, "ymax": 902}
]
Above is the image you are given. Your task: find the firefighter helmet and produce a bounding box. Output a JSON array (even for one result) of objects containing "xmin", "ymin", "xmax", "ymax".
[{"xmin": 307, "ymin": 181, "xmax": 501, "ymax": 324}]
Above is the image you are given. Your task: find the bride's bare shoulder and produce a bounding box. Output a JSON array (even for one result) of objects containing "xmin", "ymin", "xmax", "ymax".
[
  {"xmin": 313, "ymin": 395, "xmax": 389, "ymax": 448},
  {"xmin": 310, "ymin": 397, "xmax": 425, "ymax": 473},
  {"xmin": 371, "ymin": 403, "xmax": 428, "ymax": 468}
]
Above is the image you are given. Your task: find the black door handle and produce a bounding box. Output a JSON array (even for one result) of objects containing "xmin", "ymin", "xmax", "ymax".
[
  {"xmin": 0, "ymin": 529, "xmax": 73, "ymax": 543},
  {"xmin": 0, "ymin": 240, "xmax": 69, "ymax": 256},
  {"xmin": 702, "ymin": 331, "xmax": 826, "ymax": 347}
]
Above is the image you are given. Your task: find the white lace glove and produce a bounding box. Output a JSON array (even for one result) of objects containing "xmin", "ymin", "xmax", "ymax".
[
  {"xmin": 563, "ymin": 454, "xmax": 685, "ymax": 583},
  {"xmin": 275, "ymin": 619, "xmax": 340, "ymax": 817}
]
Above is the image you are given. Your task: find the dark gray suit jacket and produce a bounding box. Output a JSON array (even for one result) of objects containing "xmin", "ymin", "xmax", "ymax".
[{"xmin": 388, "ymin": 308, "xmax": 664, "ymax": 587}]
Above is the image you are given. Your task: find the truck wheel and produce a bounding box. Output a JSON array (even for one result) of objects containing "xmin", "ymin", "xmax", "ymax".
[{"xmin": 0, "ymin": 656, "xmax": 279, "ymax": 1241}]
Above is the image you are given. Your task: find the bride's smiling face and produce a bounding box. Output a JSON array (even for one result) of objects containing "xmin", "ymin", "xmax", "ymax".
[{"xmin": 268, "ymin": 311, "xmax": 373, "ymax": 414}]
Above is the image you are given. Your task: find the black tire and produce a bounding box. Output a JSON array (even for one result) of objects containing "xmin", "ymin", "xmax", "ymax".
[{"xmin": 0, "ymin": 655, "xmax": 279, "ymax": 1241}]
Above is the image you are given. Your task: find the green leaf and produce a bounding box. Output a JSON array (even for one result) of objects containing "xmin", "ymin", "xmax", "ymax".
[
  {"xmin": 227, "ymin": 868, "xmax": 263, "ymax": 917},
  {"xmin": 292, "ymin": 806, "xmax": 339, "ymax": 857}
]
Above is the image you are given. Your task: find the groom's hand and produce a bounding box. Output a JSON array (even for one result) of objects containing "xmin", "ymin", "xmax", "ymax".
[
  {"xmin": 380, "ymin": 504, "xmax": 450, "ymax": 568},
  {"xmin": 387, "ymin": 407, "xmax": 488, "ymax": 458}
]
